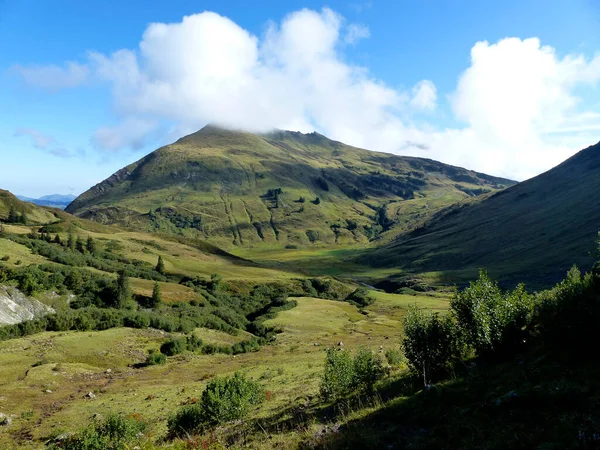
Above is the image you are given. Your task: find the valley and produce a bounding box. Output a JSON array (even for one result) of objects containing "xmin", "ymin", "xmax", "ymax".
[{"xmin": 1, "ymin": 130, "xmax": 600, "ymax": 449}]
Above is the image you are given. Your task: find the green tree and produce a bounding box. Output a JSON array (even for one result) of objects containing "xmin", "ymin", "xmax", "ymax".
[
  {"xmin": 67, "ymin": 232, "xmax": 75, "ymax": 250},
  {"xmin": 209, "ymin": 273, "xmax": 222, "ymax": 293},
  {"xmin": 7, "ymin": 205, "xmax": 18, "ymax": 223},
  {"xmin": 86, "ymin": 236, "xmax": 97, "ymax": 254},
  {"xmin": 320, "ymin": 348, "xmax": 354, "ymax": 399},
  {"xmin": 53, "ymin": 234, "xmax": 62, "ymax": 245},
  {"xmin": 19, "ymin": 212, "xmax": 28, "ymax": 225},
  {"xmin": 403, "ymin": 307, "xmax": 462, "ymax": 386},
  {"xmin": 353, "ymin": 348, "xmax": 384, "ymax": 393},
  {"xmin": 114, "ymin": 270, "xmax": 131, "ymax": 308},
  {"xmin": 450, "ymin": 270, "xmax": 532, "ymax": 355},
  {"xmin": 155, "ymin": 255, "xmax": 165, "ymax": 275},
  {"xmin": 75, "ymin": 236, "xmax": 85, "ymax": 253},
  {"xmin": 150, "ymin": 281, "xmax": 162, "ymax": 308}
]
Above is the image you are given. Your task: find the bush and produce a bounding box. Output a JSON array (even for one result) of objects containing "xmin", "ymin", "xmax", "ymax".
[
  {"xmin": 47, "ymin": 414, "xmax": 146, "ymax": 450},
  {"xmin": 353, "ymin": 348, "xmax": 384, "ymax": 393},
  {"xmin": 144, "ymin": 349, "xmax": 167, "ymax": 366},
  {"xmin": 451, "ymin": 271, "xmax": 532, "ymax": 355},
  {"xmin": 534, "ymin": 265, "xmax": 599, "ymax": 352},
  {"xmin": 320, "ymin": 348, "xmax": 354, "ymax": 400},
  {"xmin": 345, "ymin": 288, "xmax": 374, "ymax": 308},
  {"xmin": 168, "ymin": 372, "xmax": 264, "ymax": 435},
  {"xmin": 160, "ymin": 337, "xmax": 187, "ymax": 356},
  {"xmin": 403, "ymin": 307, "xmax": 462, "ymax": 385},
  {"xmin": 384, "ymin": 347, "xmax": 404, "ymax": 367}
]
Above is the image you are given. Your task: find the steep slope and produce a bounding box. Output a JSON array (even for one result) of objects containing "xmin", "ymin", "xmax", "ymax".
[
  {"xmin": 364, "ymin": 140, "xmax": 600, "ymax": 287},
  {"xmin": 0, "ymin": 190, "xmax": 58, "ymax": 224},
  {"xmin": 67, "ymin": 126, "xmax": 514, "ymax": 248}
]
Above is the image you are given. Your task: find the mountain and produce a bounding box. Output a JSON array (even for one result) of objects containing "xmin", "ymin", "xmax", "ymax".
[
  {"xmin": 0, "ymin": 189, "xmax": 59, "ymax": 224},
  {"xmin": 16, "ymin": 193, "xmax": 76, "ymax": 209},
  {"xmin": 66, "ymin": 126, "xmax": 515, "ymax": 248},
  {"xmin": 363, "ymin": 140, "xmax": 600, "ymax": 288}
]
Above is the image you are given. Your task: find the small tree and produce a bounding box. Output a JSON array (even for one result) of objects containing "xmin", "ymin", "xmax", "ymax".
[
  {"xmin": 7, "ymin": 206, "xmax": 18, "ymax": 223},
  {"xmin": 209, "ymin": 273, "xmax": 222, "ymax": 293},
  {"xmin": 451, "ymin": 270, "xmax": 532, "ymax": 355},
  {"xmin": 156, "ymin": 255, "xmax": 165, "ymax": 275},
  {"xmin": 19, "ymin": 212, "xmax": 28, "ymax": 225},
  {"xmin": 114, "ymin": 270, "xmax": 131, "ymax": 308},
  {"xmin": 53, "ymin": 234, "xmax": 62, "ymax": 245},
  {"xmin": 150, "ymin": 281, "xmax": 162, "ymax": 308},
  {"xmin": 67, "ymin": 232, "xmax": 75, "ymax": 250},
  {"xmin": 86, "ymin": 236, "xmax": 97, "ymax": 254},
  {"xmin": 75, "ymin": 236, "xmax": 85, "ymax": 253},
  {"xmin": 353, "ymin": 348, "xmax": 384, "ymax": 393},
  {"xmin": 403, "ymin": 307, "xmax": 461, "ymax": 386},
  {"xmin": 320, "ymin": 348, "xmax": 354, "ymax": 399}
]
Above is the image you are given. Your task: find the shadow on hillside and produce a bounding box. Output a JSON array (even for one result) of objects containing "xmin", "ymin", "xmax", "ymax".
[{"xmin": 286, "ymin": 351, "xmax": 600, "ymax": 449}]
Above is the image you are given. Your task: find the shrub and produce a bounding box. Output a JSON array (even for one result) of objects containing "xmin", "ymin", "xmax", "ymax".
[
  {"xmin": 47, "ymin": 414, "xmax": 146, "ymax": 450},
  {"xmin": 200, "ymin": 372, "xmax": 265, "ymax": 424},
  {"xmin": 353, "ymin": 348, "xmax": 384, "ymax": 393},
  {"xmin": 160, "ymin": 338, "xmax": 187, "ymax": 356},
  {"xmin": 534, "ymin": 265, "xmax": 599, "ymax": 352},
  {"xmin": 320, "ymin": 348, "xmax": 354, "ymax": 400},
  {"xmin": 403, "ymin": 307, "xmax": 462, "ymax": 385},
  {"xmin": 160, "ymin": 337, "xmax": 187, "ymax": 356},
  {"xmin": 345, "ymin": 288, "xmax": 374, "ymax": 308},
  {"xmin": 451, "ymin": 270, "xmax": 532, "ymax": 355},
  {"xmin": 144, "ymin": 349, "xmax": 167, "ymax": 366},
  {"xmin": 384, "ymin": 347, "xmax": 404, "ymax": 367},
  {"xmin": 168, "ymin": 372, "xmax": 264, "ymax": 435}
]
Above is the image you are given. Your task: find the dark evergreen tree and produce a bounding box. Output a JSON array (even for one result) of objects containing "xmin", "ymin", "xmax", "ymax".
[
  {"xmin": 86, "ymin": 236, "xmax": 96, "ymax": 254},
  {"xmin": 75, "ymin": 236, "xmax": 85, "ymax": 253},
  {"xmin": 115, "ymin": 270, "xmax": 131, "ymax": 308},
  {"xmin": 150, "ymin": 282, "xmax": 163, "ymax": 308},
  {"xmin": 7, "ymin": 206, "xmax": 18, "ymax": 223},
  {"xmin": 67, "ymin": 232, "xmax": 75, "ymax": 250},
  {"xmin": 156, "ymin": 255, "xmax": 165, "ymax": 275},
  {"xmin": 53, "ymin": 234, "xmax": 62, "ymax": 245}
]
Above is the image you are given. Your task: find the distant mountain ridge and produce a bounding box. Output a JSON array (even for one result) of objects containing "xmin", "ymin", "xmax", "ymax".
[
  {"xmin": 66, "ymin": 125, "xmax": 515, "ymax": 248},
  {"xmin": 364, "ymin": 140, "xmax": 600, "ymax": 288},
  {"xmin": 17, "ymin": 193, "xmax": 76, "ymax": 209}
]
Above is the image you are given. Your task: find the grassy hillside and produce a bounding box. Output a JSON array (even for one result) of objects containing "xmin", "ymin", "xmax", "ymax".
[
  {"xmin": 66, "ymin": 126, "xmax": 514, "ymax": 249},
  {"xmin": 363, "ymin": 140, "xmax": 600, "ymax": 288},
  {"xmin": 0, "ymin": 190, "xmax": 58, "ymax": 225}
]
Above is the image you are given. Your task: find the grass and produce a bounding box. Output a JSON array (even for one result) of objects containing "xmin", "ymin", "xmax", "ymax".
[
  {"xmin": 365, "ymin": 140, "xmax": 600, "ymax": 289},
  {"xmin": 0, "ymin": 291, "xmax": 445, "ymax": 449}
]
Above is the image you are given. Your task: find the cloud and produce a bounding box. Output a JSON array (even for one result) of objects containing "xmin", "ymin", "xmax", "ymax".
[
  {"xmin": 11, "ymin": 62, "xmax": 89, "ymax": 90},
  {"xmin": 344, "ymin": 24, "xmax": 370, "ymax": 44},
  {"xmin": 410, "ymin": 80, "xmax": 437, "ymax": 111},
  {"xmin": 12, "ymin": 10, "xmax": 600, "ymax": 180},
  {"xmin": 92, "ymin": 118, "xmax": 158, "ymax": 151},
  {"xmin": 13, "ymin": 128, "xmax": 78, "ymax": 158}
]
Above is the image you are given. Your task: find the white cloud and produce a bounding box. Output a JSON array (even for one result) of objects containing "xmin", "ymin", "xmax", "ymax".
[
  {"xmin": 344, "ymin": 24, "xmax": 370, "ymax": 44},
  {"xmin": 11, "ymin": 62, "xmax": 89, "ymax": 91},
  {"xmin": 410, "ymin": 80, "xmax": 437, "ymax": 111},
  {"xmin": 12, "ymin": 11, "xmax": 600, "ymax": 180},
  {"xmin": 92, "ymin": 118, "xmax": 158, "ymax": 151},
  {"xmin": 13, "ymin": 128, "xmax": 74, "ymax": 157}
]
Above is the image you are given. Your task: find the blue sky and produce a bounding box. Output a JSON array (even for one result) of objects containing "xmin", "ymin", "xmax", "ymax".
[{"xmin": 2, "ymin": 0, "xmax": 600, "ymax": 197}]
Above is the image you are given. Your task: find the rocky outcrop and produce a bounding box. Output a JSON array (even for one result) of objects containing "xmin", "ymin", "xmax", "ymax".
[{"xmin": 0, "ymin": 286, "xmax": 55, "ymax": 325}]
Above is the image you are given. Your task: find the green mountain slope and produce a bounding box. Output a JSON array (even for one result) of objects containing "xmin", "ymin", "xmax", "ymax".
[
  {"xmin": 0, "ymin": 189, "xmax": 58, "ymax": 224},
  {"xmin": 66, "ymin": 126, "xmax": 514, "ymax": 248},
  {"xmin": 363, "ymin": 140, "xmax": 600, "ymax": 288}
]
